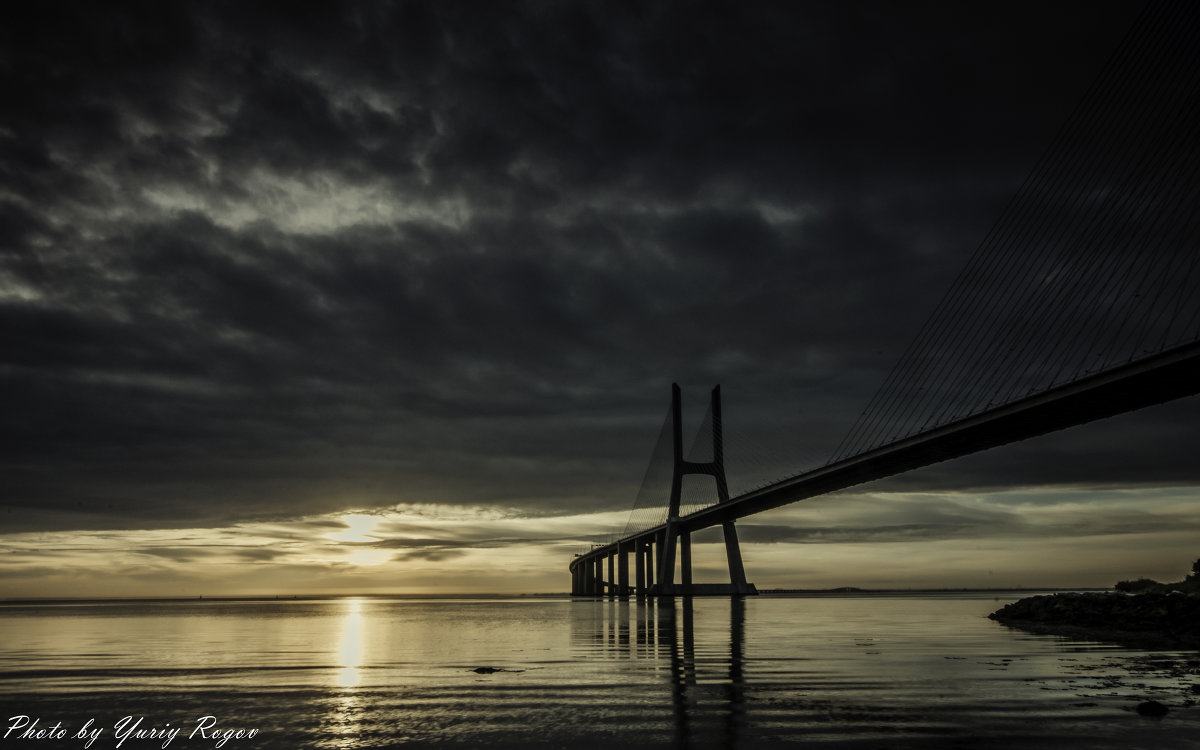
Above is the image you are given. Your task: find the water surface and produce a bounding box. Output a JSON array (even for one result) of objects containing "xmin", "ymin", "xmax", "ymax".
[{"xmin": 2, "ymin": 594, "xmax": 1198, "ymax": 748}]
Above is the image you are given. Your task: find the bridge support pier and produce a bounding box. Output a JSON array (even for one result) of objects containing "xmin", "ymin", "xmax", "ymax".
[
  {"xmin": 573, "ymin": 557, "xmax": 593, "ymax": 597},
  {"xmin": 617, "ymin": 542, "xmax": 630, "ymax": 597},
  {"xmin": 657, "ymin": 523, "xmax": 679, "ymax": 596},
  {"xmin": 644, "ymin": 539, "xmax": 655, "ymax": 591},
  {"xmin": 722, "ymin": 521, "xmax": 754, "ymax": 595},
  {"xmin": 635, "ymin": 540, "xmax": 646, "ymax": 596},
  {"xmin": 680, "ymin": 531, "xmax": 692, "ymax": 590},
  {"xmin": 573, "ymin": 384, "xmax": 758, "ymax": 598},
  {"xmin": 649, "ymin": 384, "xmax": 757, "ymax": 597}
]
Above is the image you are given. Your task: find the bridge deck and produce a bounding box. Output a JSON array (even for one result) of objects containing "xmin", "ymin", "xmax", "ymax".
[{"xmin": 573, "ymin": 339, "xmax": 1200, "ymax": 570}]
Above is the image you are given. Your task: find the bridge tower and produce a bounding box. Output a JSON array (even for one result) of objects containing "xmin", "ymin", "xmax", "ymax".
[{"xmin": 650, "ymin": 384, "xmax": 757, "ymax": 596}]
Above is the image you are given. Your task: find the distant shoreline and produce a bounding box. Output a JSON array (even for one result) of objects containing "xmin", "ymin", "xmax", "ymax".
[
  {"xmin": 758, "ymin": 587, "xmax": 1103, "ymax": 595},
  {"xmin": 0, "ymin": 593, "xmax": 553, "ymax": 605},
  {"xmin": 0, "ymin": 587, "xmax": 1106, "ymax": 605}
]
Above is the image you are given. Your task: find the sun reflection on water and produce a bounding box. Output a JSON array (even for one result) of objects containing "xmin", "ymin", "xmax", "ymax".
[
  {"xmin": 336, "ymin": 598, "xmax": 365, "ymax": 688},
  {"xmin": 327, "ymin": 689, "xmax": 366, "ymax": 750},
  {"xmin": 326, "ymin": 598, "xmax": 368, "ymax": 749}
]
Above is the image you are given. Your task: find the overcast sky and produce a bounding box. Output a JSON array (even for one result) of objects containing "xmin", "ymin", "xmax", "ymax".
[{"xmin": 4, "ymin": 0, "xmax": 1199, "ymax": 597}]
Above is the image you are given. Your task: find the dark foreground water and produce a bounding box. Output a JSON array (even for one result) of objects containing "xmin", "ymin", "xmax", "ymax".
[{"xmin": 1, "ymin": 594, "xmax": 1198, "ymax": 749}]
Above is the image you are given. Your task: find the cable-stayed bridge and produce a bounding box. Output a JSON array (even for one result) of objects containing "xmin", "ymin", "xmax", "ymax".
[{"xmin": 570, "ymin": 0, "xmax": 1200, "ymax": 597}]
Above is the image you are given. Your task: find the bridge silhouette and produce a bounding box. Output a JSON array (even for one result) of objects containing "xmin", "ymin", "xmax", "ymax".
[{"xmin": 569, "ymin": 0, "xmax": 1200, "ymax": 597}]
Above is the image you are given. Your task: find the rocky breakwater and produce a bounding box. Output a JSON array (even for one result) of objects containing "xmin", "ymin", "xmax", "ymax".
[{"xmin": 989, "ymin": 591, "xmax": 1200, "ymax": 648}]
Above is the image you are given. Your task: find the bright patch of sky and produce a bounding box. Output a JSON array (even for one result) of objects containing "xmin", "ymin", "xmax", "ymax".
[
  {"xmin": 139, "ymin": 170, "xmax": 473, "ymax": 234},
  {"xmin": 2, "ymin": 487, "xmax": 1198, "ymax": 598}
]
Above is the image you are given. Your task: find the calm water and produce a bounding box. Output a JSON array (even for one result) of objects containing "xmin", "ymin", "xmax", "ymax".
[{"xmin": 1, "ymin": 594, "xmax": 1198, "ymax": 749}]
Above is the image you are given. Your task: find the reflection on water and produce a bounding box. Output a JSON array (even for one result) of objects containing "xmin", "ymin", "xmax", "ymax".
[
  {"xmin": 3, "ymin": 595, "xmax": 1200, "ymax": 748},
  {"xmin": 329, "ymin": 598, "xmax": 366, "ymax": 749},
  {"xmin": 569, "ymin": 595, "xmax": 1200, "ymax": 749},
  {"xmin": 673, "ymin": 599, "xmax": 740, "ymax": 748},
  {"xmin": 336, "ymin": 598, "xmax": 365, "ymax": 688},
  {"xmin": 581, "ymin": 598, "xmax": 749, "ymax": 748}
]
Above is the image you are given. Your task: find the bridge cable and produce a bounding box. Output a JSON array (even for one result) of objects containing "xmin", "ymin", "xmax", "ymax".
[{"xmin": 827, "ymin": 0, "xmax": 1200, "ymax": 464}]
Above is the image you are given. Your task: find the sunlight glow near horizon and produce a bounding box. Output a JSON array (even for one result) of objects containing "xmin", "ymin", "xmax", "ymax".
[
  {"xmin": 343, "ymin": 548, "xmax": 392, "ymax": 566},
  {"xmin": 329, "ymin": 514, "xmax": 381, "ymax": 543},
  {"xmin": 329, "ymin": 515, "xmax": 392, "ymax": 566},
  {"xmin": 2, "ymin": 488, "xmax": 1199, "ymax": 598}
]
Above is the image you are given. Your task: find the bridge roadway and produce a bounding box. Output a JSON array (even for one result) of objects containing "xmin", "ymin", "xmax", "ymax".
[{"xmin": 571, "ymin": 338, "xmax": 1200, "ymax": 595}]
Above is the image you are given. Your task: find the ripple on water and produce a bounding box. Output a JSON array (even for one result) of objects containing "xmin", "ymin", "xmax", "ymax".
[{"xmin": 2, "ymin": 595, "xmax": 1200, "ymax": 748}]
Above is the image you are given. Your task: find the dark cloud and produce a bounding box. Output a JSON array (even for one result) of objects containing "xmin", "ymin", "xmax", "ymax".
[
  {"xmin": 136, "ymin": 547, "xmax": 209, "ymax": 563},
  {"xmin": 4, "ymin": 0, "xmax": 1186, "ymax": 541},
  {"xmin": 737, "ymin": 522, "xmax": 985, "ymax": 544},
  {"xmin": 394, "ymin": 548, "xmax": 467, "ymax": 563},
  {"xmin": 738, "ymin": 509, "xmax": 1200, "ymax": 545}
]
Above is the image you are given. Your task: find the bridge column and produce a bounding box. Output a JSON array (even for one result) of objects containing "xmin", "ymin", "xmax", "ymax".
[
  {"xmin": 648, "ymin": 384, "xmax": 755, "ymax": 596},
  {"xmin": 643, "ymin": 540, "xmax": 655, "ymax": 591},
  {"xmin": 656, "ymin": 524, "xmax": 678, "ymax": 596},
  {"xmin": 680, "ymin": 530, "xmax": 692, "ymax": 594},
  {"xmin": 650, "ymin": 539, "xmax": 658, "ymax": 588},
  {"xmin": 618, "ymin": 542, "xmax": 630, "ymax": 597},
  {"xmin": 635, "ymin": 541, "xmax": 646, "ymax": 596},
  {"xmin": 641, "ymin": 542, "xmax": 650, "ymax": 595},
  {"xmin": 722, "ymin": 521, "xmax": 753, "ymax": 594},
  {"xmin": 580, "ymin": 384, "xmax": 758, "ymax": 598},
  {"xmin": 652, "ymin": 385, "xmax": 688, "ymax": 597}
]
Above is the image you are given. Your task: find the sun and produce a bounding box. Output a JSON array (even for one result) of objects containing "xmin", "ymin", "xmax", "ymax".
[
  {"xmin": 328, "ymin": 514, "xmax": 380, "ymax": 543},
  {"xmin": 326, "ymin": 514, "xmax": 392, "ymax": 566}
]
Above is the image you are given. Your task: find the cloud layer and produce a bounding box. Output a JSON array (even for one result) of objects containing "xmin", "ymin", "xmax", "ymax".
[{"xmin": 4, "ymin": 1, "xmax": 1198, "ymax": 595}]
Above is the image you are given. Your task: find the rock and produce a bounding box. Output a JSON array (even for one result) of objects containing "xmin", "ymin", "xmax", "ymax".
[
  {"xmin": 1136, "ymin": 700, "xmax": 1169, "ymax": 717},
  {"xmin": 989, "ymin": 592, "xmax": 1200, "ymax": 648}
]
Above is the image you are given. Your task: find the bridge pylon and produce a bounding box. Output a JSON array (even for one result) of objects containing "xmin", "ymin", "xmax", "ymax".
[{"xmin": 650, "ymin": 383, "xmax": 757, "ymax": 597}]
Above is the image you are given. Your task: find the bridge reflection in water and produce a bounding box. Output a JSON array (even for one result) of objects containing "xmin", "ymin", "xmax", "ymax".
[
  {"xmin": 568, "ymin": 595, "xmax": 1200, "ymax": 749},
  {"xmin": 575, "ymin": 597, "xmax": 749, "ymax": 748}
]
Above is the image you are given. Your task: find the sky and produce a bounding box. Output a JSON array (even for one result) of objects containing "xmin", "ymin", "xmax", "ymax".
[{"xmin": 3, "ymin": 0, "xmax": 1200, "ymax": 598}]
